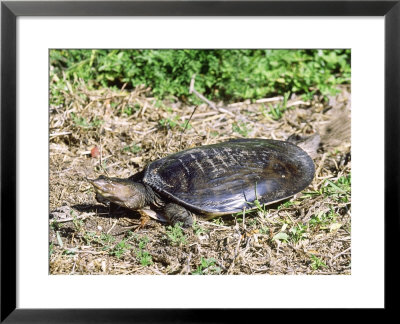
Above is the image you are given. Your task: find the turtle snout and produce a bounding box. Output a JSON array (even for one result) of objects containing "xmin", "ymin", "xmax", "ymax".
[{"xmin": 89, "ymin": 177, "xmax": 136, "ymax": 203}]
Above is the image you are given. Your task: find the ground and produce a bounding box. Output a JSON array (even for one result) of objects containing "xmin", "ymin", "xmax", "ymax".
[{"xmin": 49, "ymin": 82, "xmax": 351, "ymax": 275}]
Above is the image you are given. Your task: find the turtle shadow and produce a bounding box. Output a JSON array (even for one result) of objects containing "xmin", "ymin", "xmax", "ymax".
[{"xmin": 71, "ymin": 203, "xmax": 141, "ymax": 220}]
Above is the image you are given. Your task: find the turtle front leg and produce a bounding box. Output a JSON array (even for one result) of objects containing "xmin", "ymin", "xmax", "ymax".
[{"xmin": 164, "ymin": 203, "xmax": 193, "ymax": 228}]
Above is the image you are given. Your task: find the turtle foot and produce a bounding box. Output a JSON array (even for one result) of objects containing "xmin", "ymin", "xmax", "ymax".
[{"xmin": 164, "ymin": 203, "xmax": 193, "ymax": 228}]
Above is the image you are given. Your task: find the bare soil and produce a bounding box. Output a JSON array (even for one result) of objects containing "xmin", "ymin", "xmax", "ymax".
[{"xmin": 49, "ymin": 82, "xmax": 351, "ymax": 275}]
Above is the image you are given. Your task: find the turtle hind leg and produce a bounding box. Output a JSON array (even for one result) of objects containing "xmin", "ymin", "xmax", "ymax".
[{"xmin": 164, "ymin": 203, "xmax": 193, "ymax": 228}]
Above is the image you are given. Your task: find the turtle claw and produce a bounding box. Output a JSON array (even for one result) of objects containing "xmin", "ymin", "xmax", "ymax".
[{"xmin": 130, "ymin": 209, "xmax": 150, "ymax": 231}]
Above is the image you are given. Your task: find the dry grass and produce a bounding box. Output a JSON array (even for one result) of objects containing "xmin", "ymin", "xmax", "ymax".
[{"xmin": 49, "ymin": 80, "xmax": 351, "ymax": 275}]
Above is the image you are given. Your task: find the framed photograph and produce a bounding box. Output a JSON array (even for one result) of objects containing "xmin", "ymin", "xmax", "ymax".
[{"xmin": 1, "ymin": 0, "xmax": 398, "ymax": 321}]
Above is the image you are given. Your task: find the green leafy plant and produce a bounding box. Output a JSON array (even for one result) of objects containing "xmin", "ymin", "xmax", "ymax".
[
  {"xmin": 136, "ymin": 237, "xmax": 153, "ymax": 266},
  {"xmin": 268, "ymin": 92, "xmax": 290, "ymax": 120},
  {"xmin": 70, "ymin": 112, "xmax": 103, "ymax": 129},
  {"xmin": 49, "ymin": 243, "xmax": 54, "ymax": 257},
  {"xmin": 212, "ymin": 218, "xmax": 225, "ymax": 226},
  {"xmin": 192, "ymin": 257, "xmax": 221, "ymax": 275},
  {"xmin": 310, "ymin": 254, "xmax": 328, "ymax": 270},
  {"xmin": 324, "ymin": 175, "xmax": 351, "ymax": 202},
  {"xmin": 108, "ymin": 239, "xmax": 132, "ymax": 259},
  {"xmin": 192, "ymin": 220, "xmax": 206, "ymax": 236},
  {"xmin": 303, "ymin": 174, "xmax": 351, "ymax": 202},
  {"xmin": 278, "ymin": 200, "xmax": 297, "ymax": 210},
  {"xmin": 232, "ymin": 121, "xmax": 252, "ymax": 137},
  {"xmin": 51, "ymin": 49, "xmax": 351, "ymax": 105},
  {"xmin": 289, "ymin": 223, "xmax": 308, "ymax": 243},
  {"xmin": 72, "ymin": 214, "xmax": 84, "ymax": 232},
  {"xmin": 136, "ymin": 249, "xmax": 153, "ymax": 266},
  {"xmin": 165, "ymin": 222, "xmax": 187, "ymax": 246},
  {"xmin": 272, "ymin": 232, "xmax": 289, "ymax": 243},
  {"xmin": 123, "ymin": 144, "xmax": 141, "ymax": 154}
]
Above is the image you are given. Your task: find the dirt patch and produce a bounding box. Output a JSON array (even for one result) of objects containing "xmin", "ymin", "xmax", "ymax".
[{"xmin": 49, "ymin": 82, "xmax": 351, "ymax": 275}]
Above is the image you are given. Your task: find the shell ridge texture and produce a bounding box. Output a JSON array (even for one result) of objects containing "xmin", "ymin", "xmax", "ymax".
[{"xmin": 142, "ymin": 139, "xmax": 315, "ymax": 215}]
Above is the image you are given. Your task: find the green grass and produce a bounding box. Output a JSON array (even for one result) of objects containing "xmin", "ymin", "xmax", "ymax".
[
  {"xmin": 277, "ymin": 200, "xmax": 298, "ymax": 209},
  {"xmin": 266, "ymin": 92, "xmax": 290, "ymax": 120},
  {"xmin": 303, "ymin": 174, "xmax": 351, "ymax": 202},
  {"xmin": 50, "ymin": 49, "xmax": 350, "ymax": 105}
]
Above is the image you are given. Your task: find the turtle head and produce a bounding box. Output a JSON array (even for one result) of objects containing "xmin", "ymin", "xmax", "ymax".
[
  {"xmin": 88, "ymin": 175, "xmax": 148, "ymax": 210},
  {"xmin": 287, "ymin": 133, "xmax": 320, "ymax": 159}
]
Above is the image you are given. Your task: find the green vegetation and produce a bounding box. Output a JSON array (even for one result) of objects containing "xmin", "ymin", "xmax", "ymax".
[
  {"xmin": 277, "ymin": 200, "xmax": 298, "ymax": 209},
  {"xmin": 289, "ymin": 223, "xmax": 308, "ymax": 243},
  {"xmin": 49, "ymin": 242, "xmax": 54, "ymax": 257},
  {"xmin": 50, "ymin": 49, "xmax": 350, "ymax": 105},
  {"xmin": 70, "ymin": 112, "xmax": 103, "ymax": 129},
  {"xmin": 267, "ymin": 92, "xmax": 290, "ymax": 120},
  {"xmin": 123, "ymin": 144, "xmax": 141, "ymax": 154},
  {"xmin": 192, "ymin": 220, "xmax": 207, "ymax": 236},
  {"xmin": 165, "ymin": 222, "xmax": 187, "ymax": 246},
  {"xmin": 136, "ymin": 237, "xmax": 153, "ymax": 266},
  {"xmin": 80, "ymin": 231, "xmax": 132, "ymax": 259},
  {"xmin": 304, "ymin": 174, "xmax": 351, "ymax": 202},
  {"xmin": 324, "ymin": 175, "xmax": 351, "ymax": 202},
  {"xmin": 109, "ymin": 239, "xmax": 132, "ymax": 259},
  {"xmin": 232, "ymin": 121, "xmax": 252, "ymax": 137},
  {"xmin": 192, "ymin": 257, "xmax": 221, "ymax": 275},
  {"xmin": 310, "ymin": 254, "xmax": 328, "ymax": 270},
  {"xmin": 212, "ymin": 218, "xmax": 225, "ymax": 226},
  {"xmin": 272, "ymin": 232, "xmax": 289, "ymax": 243},
  {"xmin": 310, "ymin": 209, "xmax": 338, "ymax": 229}
]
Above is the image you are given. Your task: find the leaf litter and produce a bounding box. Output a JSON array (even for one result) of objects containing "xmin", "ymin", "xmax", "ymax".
[{"xmin": 49, "ymin": 80, "xmax": 351, "ymax": 275}]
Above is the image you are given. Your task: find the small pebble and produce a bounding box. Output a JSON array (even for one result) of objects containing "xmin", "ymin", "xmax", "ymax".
[{"xmin": 91, "ymin": 146, "xmax": 100, "ymax": 158}]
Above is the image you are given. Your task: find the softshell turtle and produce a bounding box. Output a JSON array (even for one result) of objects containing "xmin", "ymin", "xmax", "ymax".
[{"xmin": 89, "ymin": 135, "xmax": 319, "ymax": 227}]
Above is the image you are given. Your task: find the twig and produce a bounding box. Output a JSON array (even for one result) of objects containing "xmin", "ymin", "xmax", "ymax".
[
  {"xmin": 189, "ymin": 74, "xmax": 235, "ymax": 117},
  {"xmin": 50, "ymin": 214, "xmax": 90, "ymax": 224},
  {"xmin": 180, "ymin": 105, "xmax": 198, "ymax": 147},
  {"xmin": 228, "ymin": 227, "xmax": 242, "ymax": 274},
  {"xmin": 50, "ymin": 131, "xmax": 72, "ymax": 138},
  {"xmin": 242, "ymin": 208, "xmax": 246, "ymax": 232},
  {"xmin": 65, "ymin": 249, "xmax": 107, "ymax": 255},
  {"xmin": 181, "ymin": 111, "xmax": 218, "ymax": 119},
  {"xmin": 315, "ymin": 153, "xmax": 327, "ymax": 180},
  {"xmin": 331, "ymin": 247, "xmax": 351, "ymax": 260},
  {"xmin": 180, "ymin": 252, "xmax": 192, "ymax": 275},
  {"xmin": 132, "ymin": 128, "xmax": 157, "ymax": 135},
  {"xmin": 197, "ymin": 220, "xmax": 230, "ymax": 229},
  {"xmin": 286, "ymin": 100, "xmax": 311, "ymax": 108},
  {"xmin": 255, "ymin": 96, "xmax": 284, "ymax": 103},
  {"xmin": 107, "ymin": 219, "xmax": 119, "ymax": 234}
]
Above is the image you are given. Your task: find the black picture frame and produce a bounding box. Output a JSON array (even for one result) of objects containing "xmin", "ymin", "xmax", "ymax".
[{"xmin": 1, "ymin": 0, "xmax": 398, "ymax": 322}]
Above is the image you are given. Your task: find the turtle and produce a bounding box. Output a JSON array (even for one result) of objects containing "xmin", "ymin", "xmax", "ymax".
[{"xmin": 88, "ymin": 134, "xmax": 319, "ymax": 228}]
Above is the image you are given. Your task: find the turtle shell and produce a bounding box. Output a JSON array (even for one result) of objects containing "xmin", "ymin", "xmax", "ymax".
[{"xmin": 142, "ymin": 139, "xmax": 315, "ymax": 217}]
